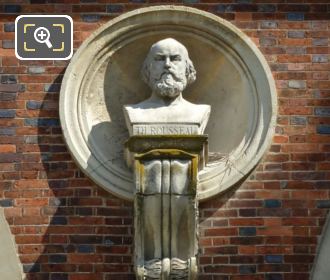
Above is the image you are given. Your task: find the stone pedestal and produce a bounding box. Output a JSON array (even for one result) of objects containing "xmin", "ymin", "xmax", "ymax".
[{"xmin": 126, "ymin": 136, "xmax": 207, "ymax": 279}]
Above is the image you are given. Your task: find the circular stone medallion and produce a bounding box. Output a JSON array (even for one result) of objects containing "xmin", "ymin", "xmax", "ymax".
[{"xmin": 60, "ymin": 6, "xmax": 277, "ymax": 201}]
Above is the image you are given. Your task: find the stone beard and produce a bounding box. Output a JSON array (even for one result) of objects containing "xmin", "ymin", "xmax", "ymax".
[
  {"xmin": 151, "ymin": 68, "xmax": 187, "ymax": 98},
  {"xmin": 123, "ymin": 38, "xmax": 210, "ymax": 279}
]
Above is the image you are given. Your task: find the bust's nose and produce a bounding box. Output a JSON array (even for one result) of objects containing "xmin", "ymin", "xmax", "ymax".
[{"xmin": 164, "ymin": 57, "xmax": 171, "ymax": 69}]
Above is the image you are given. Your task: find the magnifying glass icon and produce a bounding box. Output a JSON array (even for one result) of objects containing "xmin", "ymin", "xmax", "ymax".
[{"xmin": 34, "ymin": 27, "xmax": 53, "ymax": 49}]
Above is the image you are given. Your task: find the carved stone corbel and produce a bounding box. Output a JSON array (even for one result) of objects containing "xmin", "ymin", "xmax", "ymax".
[{"xmin": 126, "ymin": 136, "xmax": 208, "ymax": 279}]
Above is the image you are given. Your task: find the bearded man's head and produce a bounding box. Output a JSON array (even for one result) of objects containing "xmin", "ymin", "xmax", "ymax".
[{"xmin": 141, "ymin": 38, "xmax": 196, "ymax": 99}]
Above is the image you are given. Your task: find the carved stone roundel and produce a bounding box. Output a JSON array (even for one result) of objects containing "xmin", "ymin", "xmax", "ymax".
[{"xmin": 60, "ymin": 6, "xmax": 277, "ymax": 201}]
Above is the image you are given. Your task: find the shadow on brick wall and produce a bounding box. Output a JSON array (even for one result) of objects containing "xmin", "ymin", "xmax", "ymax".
[{"xmin": 8, "ymin": 69, "xmax": 136, "ymax": 280}]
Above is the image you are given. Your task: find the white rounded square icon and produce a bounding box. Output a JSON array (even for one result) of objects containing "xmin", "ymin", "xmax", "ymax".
[{"xmin": 15, "ymin": 15, "xmax": 73, "ymax": 60}]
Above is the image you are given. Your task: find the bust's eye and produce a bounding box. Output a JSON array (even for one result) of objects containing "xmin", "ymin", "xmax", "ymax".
[
  {"xmin": 171, "ymin": 55, "xmax": 181, "ymax": 61},
  {"xmin": 154, "ymin": 55, "xmax": 165, "ymax": 61}
]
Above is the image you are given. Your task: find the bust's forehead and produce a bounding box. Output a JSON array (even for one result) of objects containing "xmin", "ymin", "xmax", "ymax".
[{"xmin": 149, "ymin": 38, "xmax": 188, "ymax": 56}]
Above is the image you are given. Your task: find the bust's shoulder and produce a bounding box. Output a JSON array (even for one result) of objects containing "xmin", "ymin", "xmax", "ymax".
[
  {"xmin": 190, "ymin": 103, "xmax": 210, "ymax": 112},
  {"xmin": 123, "ymin": 103, "xmax": 149, "ymax": 121},
  {"xmin": 123, "ymin": 99, "xmax": 160, "ymax": 115},
  {"xmin": 181, "ymin": 100, "xmax": 210, "ymax": 117}
]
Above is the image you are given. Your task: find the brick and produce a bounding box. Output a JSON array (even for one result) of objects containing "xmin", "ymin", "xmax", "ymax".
[
  {"xmin": 287, "ymin": 13, "xmax": 305, "ymax": 21},
  {"xmin": 257, "ymin": 208, "xmax": 291, "ymax": 217},
  {"xmin": 239, "ymin": 227, "xmax": 256, "ymax": 236},
  {"xmin": 265, "ymin": 274, "xmax": 283, "ymax": 280},
  {"xmin": 239, "ymin": 265, "xmax": 256, "ymax": 274},
  {"xmin": 0, "ymin": 128, "xmax": 15, "ymax": 135},
  {"xmin": 24, "ymin": 118, "xmax": 59, "ymax": 127},
  {"xmin": 277, "ymin": 55, "xmax": 311, "ymax": 63},
  {"xmin": 77, "ymin": 245, "xmax": 95, "ymax": 253},
  {"xmin": 183, "ymin": 0, "xmax": 199, "ymax": 3},
  {"xmin": 1, "ymin": 75, "xmax": 17, "ymax": 84},
  {"xmin": 292, "ymin": 172, "xmax": 325, "ymax": 180},
  {"xmin": 50, "ymin": 217, "xmax": 68, "ymax": 225},
  {"xmin": 216, "ymin": 5, "xmax": 234, "ymax": 13},
  {"xmin": 106, "ymin": 4, "xmax": 124, "ymax": 13},
  {"xmin": 24, "ymin": 135, "xmax": 38, "ymax": 144},
  {"xmin": 290, "ymin": 117, "xmax": 307, "ymax": 125},
  {"xmin": 239, "ymin": 209, "xmax": 256, "ymax": 217},
  {"xmin": 235, "ymin": 0, "xmax": 252, "ymax": 3},
  {"xmin": 230, "ymin": 218, "xmax": 264, "ymax": 226},
  {"xmin": 28, "ymin": 67, "xmax": 45, "ymax": 74},
  {"xmin": 264, "ymin": 199, "xmax": 281, "ymax": 208},
  {"xmin": 317, "ymin": 125, "xmax": 330, "ymax": 134},
  {"xmin": 4, "ymin": 5, "xmax": 21, "ymax": 13},
  {"xmin": 49, "ymin": 255, "xmax": 67, "ymax": 263},
  {"xmin": 315, "ymin": 108, "xmax": 330, "ymax": 116},
  {"xmin": 260, "ymin": 21, "xmax": 278, "ymax": 29},
  {"xmin": 286, "ymin": 47, "xmax": 306, "ymax": 55},
  {"xmin": 15, "ymin": 198, "xmax": 48, "ymax": 207},
  {"xmin": 284, "ymin": 255, "xmax": 314, "ymax": 263},
  {"xmin": 235, "ymin": 12, "xmax": 252, "ymax": 21},
  {"xmin": 0, "ymin": 84, "xmax": 23, "ymax": 92},
  {"xmin": 81, "ymin": 14, "xmax": 100, "ymax": 22},
  {"xmin": 0, "ymin": 92, "xmax": 16, "ymax": 101},
  {"xmin": 279, "ymin": 4, "xmax": 310, "ymax": 12},
  {"xmin": 2, "ymin": 40, "xmax": 14, "ymax": 49},
  {"xmin": 260, "ymin": 38, "xmax": 276, "ymax": 47},
  {"xmin": 312, "ymin": 55, "xmax": 328, "ymax": 63},
  {"xmin": 260, "ymin": 5, "xmax": 277, "ymax": 13},
  {"xmin": 50, "ymin": 274, "xmax": 68, "ymax": 280},
  {"xmin": 69, "ymin": 254, "xmax": 103, "ymax": 264},
  {"xmin": 0, "ymin": 109, "xmax": 15, "ymax": 118},
  {"xmin": 265, "ymin": 255, "xmax": 283, "ymax": 263},
  {"xmin": 72, "ymin": 4, "xmax": 105, "ymax": 13},
  {"xmin": 0, "ymin": 199, "xmax": 13, "ymax": 207},
  {"xmin": 288, "ymin": 31, "xmax": 305, "ymax": 38},
  {"xmin": 230, "ymin": 255, "xmax": 263, "ymax": 264},
  {"xmin": 0, "ymin": 144, "xmax": 16, "ymax": 152},
  {"xmin": 316, "ymin": 200, "xmax": 330, "ymax": 208},
  {"xmin": 288, "ymin": 80, "xmax": 306, "ymax": 89},
  {"xmin": 204, "ymin": 228, "xmax": 238, "ymax": 236},
  {"xmin": 26, "ymin": 101, "xmax": 42, "ymax": 110},
  {"xmin": 204, "ymin": 246, "xmax": 238, "ymax": 255},
  {"xmin": 312, "ymin": 38, "xmax": 328, "ymax": 46},
  {"xmin": 234, "ymin": 4, "xmax": 258, "ymax": 12},
  {"xmin": 69, "ymin": 273, "xmax": 102, "ymax": 280},
  {"xmin": 313, "ymin": 81, "xmax": 330, "ymax": 90},
  {"xmin": 4, "ymin": 23, "xmax": 15, "ymax": 32},
  {"xmin": 70, "ymin": 236, "xmax": 103, "ymax": 244}
]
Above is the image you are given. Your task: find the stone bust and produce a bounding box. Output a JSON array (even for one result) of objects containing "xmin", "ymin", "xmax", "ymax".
[{"xmin": 123, "ymin": 38, "xmax": 210, "ymax": 136}]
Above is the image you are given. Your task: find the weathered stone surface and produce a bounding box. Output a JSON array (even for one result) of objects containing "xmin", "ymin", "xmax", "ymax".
[
  {"xmin": 124, "ymin": 39, "xmax": 208, "ymax": 278},
  {"xmin": 0, "ymin": 208, "xmax": 24, "ymax": 279},
  {"xmin": 60, "ymin": 6, "xmax": 277, "ymax": 201},
  {"xmin": 312, "ymin": 214, "xmax": 330, "ymax": 280}
]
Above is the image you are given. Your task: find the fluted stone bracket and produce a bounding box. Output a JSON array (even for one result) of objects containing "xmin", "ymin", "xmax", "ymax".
[{"xmin": 127, "ymin": 136, "xmax": 207, "ymax": 279}]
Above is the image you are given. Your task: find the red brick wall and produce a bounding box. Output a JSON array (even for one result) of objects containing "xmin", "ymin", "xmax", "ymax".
[{"xmin": 0, "ymin": 1, "xmax": 329, "ymax": 280}]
